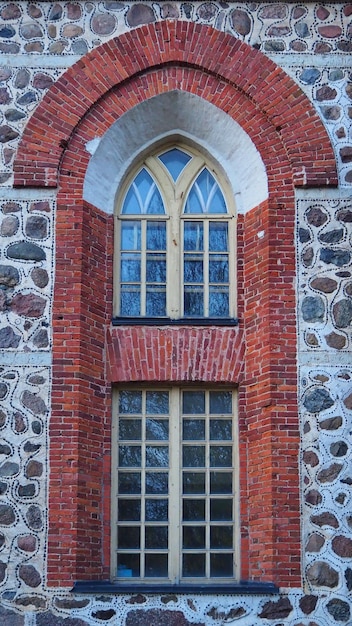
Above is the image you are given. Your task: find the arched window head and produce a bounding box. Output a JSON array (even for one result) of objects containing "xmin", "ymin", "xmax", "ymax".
[{"xmin": 115, "ymin": 145, "xmax": 236, "ymax": 321}]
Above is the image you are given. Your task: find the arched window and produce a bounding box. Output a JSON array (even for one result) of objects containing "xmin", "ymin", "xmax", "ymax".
[{"xmin": 114, "ymin": 146, "xmax": 236, "ymax": 321}]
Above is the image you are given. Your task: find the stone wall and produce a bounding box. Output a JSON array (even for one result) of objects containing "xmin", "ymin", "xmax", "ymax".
[{"xmin": 0, "ymin": 2, "xmax": 351, "ymax": 625}]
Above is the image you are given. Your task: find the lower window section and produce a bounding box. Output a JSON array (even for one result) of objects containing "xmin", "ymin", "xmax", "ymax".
[{"xmin": 112, "ymin": 388, "xmax": 238, "ymax": 583}]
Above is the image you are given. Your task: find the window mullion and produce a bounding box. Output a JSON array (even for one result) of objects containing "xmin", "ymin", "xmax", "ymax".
[
  {"xmin": 168, "ymin": 203, "xmax": 181, "ymax": 319},
  {"xmin": 204, "ymin": 221, "xmax": 209, "ymax": 317},
  {"xmin": 141, "ymin": 221, "xmax": 147, "ymax": 316},
  {"xmin": 168, "ymin": 388, "xmax": 181, "ymax": 583}
]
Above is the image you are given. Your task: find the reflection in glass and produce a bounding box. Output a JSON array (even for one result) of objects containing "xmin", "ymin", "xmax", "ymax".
[
  {"xmin": 118, "ymin": 472, "xmax": 141, "ymax": 494},
  {"xmin": 183, "ymin": 526, "xmax": 205, "ymax": 549},
  {"xmin": 210, "ymin": 445, "xmax": 232, "ymax": 468},
  {"xmin": 121, "ymin": 253, "xmax": 141, "ymax": 282},
  {"xmin": 210, "ymin": 391, "xmax": 232, "ymax": 414},
  {"xmin": 209, "ymin": 222, "xmax": 228, "ymax": 251},
  {"xmin": 183, "ymin": 499, "xmax": 205, "ymax": 521},
  {"xmin": 146, "ymin": 287, "xmax": 166, "ymax": 316},
  {"xmin": 210, "ymin": 553, "xmax": 233, "ymax": 577},
  {"xmin": 145, "ymin": 526, "xmax": 168, "ymax": 549},
  {"xmin": 147, "ymin": 221, "xmax": 166, "ymax": 250},
  {"xmin": 158, "ymin": 148, "xmax": 191, "ymax": 181},
  {"xmin": 146, "ymin": 391, "xmax": 169, "ymax": 415},
  {"xmin": 210, "ymin": 498, "xmax": 233, "ymax": 521},
  {"xmin": 182, "ymin": 391, "xmax": 205, "ymax": 414},
  {"xmin": 183, "ymin": 553, "xmax": 205, "ymax": 577},
  {"xmin": 183, "ymin": 472, "xmax": 205, "ymax": 494},
  {"xmin": 146, "ymin": 445, "xmax": 169, "ymax": 467},
  {"xmin": 184, "ymin": 222, "xmax": 203, "ymax": 251},
  {"xmin": 121, "ymin": 221, "xmax": 141, "ymax": 250},
  {"xmin": 209, "ymin": 287, "xmax": 229, "ymax": 318},
  {"xmin": 210, "ymin": 526, "xmax": 233, "ymax": 549},
  {"xmin": 209, "ymin": 255, "xmax": 228, "ymax": 283},
  {"xmin": 119, "ymin": 418, "xmax": 141, "ymax": 441},
  {"xmin": 145, "ymin": 553, "xmax": 168, "ymax": 577},
  {"xmin": 119, "ymin": 445, "xmax": 141, "ymax": 468},
  {"xmin": 122, "ymin": 169, "xmax": 165, "ymax": 215},
  {"xmin": 117, "ymin": 554, "xmax": 140, "ymax": 577},
  {"xmin": 184, "ymin": 169, "xmax": 227, "ymax": 214},
  {"xmin": 145, "ymin": 498, "xmax": 168, "ymax": 521},
  {"xmin": 210, "ymin": 472, "xmax": 232, "ymax": 494},
  {"xmin": 209, "ymin": 419, "xmax": 232, "ymax": 441},
  {"xmin": 146, "ymin": 419, "xmax": 169, "ymax": 441},
  {"xmin": 120, "ymin": 287, "xmax": 140, "ymax": 317},
  {"xmin": 183, "ymin": 445, "xmax": 205, "ymax": 468},
  {"xmin": 184, "ymin": 287, "xmax": 203, "ymax": 317},
  {"xmin": 118, "ymin": 499, "xmax": 141, "ymax": 521},
  {"xmin": 118, "ymin": 526, "xmax": 140, "ymax": 549},
  {"xmin": 183, "ymin": 419, "xmax": 205, "ymax": 441},
  {"xmin": 146, "ymin": 472, "xmax": 168, "ymax": 494}
]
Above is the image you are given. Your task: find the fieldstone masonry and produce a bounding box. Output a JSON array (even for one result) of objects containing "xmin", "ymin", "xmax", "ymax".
[{"xmin": 0, "ymin": 2, "xmax": 351, "ymax": 625}]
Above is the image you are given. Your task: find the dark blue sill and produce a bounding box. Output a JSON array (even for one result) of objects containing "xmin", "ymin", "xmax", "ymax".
[
  {"xmin": 72, "ymin": 580, "xmax": 279, "ymax": 595},
  {"xmin": 112, "ymin": 317, "xmax": 239, "ymax": 326}
]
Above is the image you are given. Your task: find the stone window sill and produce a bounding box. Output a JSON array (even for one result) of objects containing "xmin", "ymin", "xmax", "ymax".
[{"xmin": 72, "ymin": 580, "xmax": 279, "ymax": 595}]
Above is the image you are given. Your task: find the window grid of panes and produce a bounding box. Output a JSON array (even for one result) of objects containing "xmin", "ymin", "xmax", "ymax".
[
  {"xmin": 114, "ymin": 388, "xmax": 237, "ymax": 583},
  {"xmin": 117, "ymin": 147, "xmax": 234, "ymax": 319}
]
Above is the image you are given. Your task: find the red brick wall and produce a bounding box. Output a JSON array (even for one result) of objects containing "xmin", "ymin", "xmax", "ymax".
[{"xmin": 13, "ymin": 22, "xmax": 337, "ymax": 588}]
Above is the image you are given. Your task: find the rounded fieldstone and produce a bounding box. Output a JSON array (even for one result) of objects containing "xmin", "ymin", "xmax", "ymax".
[
  {"xmin": 310, "ymin": 277, "xmax": 338, "ymax": 293},
  {"xmin": 29, "ymin": 201, "xmax": 50, "ymax": 213},
  {"xmin": 325, "ymin": 332, "xmax": 346, "ymax": 350},
  {"xmin": 230, "ymin": 9, "xmax": 251, "ymax": 35},
  {"xmin": 126, "ymin": 4, "xmax": 155, "ymax": 26},
  {"xmin": 92, "ymin": 609, "xmax": 116, "ymax": 620},
  {"xmin": 336, "ymin": 493, "xmax": 346, "ymax": 504},
  {"xmin": 14, "ymin": 68, "xmax": 30, "ymax": 89},
  {"xmin": 336, "ymin": 127, "xmax": 346, "ymax": 139},
  {"xmin": 25, "ymin": 41, "xmax": 44, "ymax": 53},
  {"xmin": 259, "ymin": 4, "xmax": 287, "ymax": 19},
  {"xmin": 1, "ymin": 215, "xmax": 19, "ymax": 236},
  {"xmin": 26, "ymin": 504, "xmax": 42, "ymax": 530},
  {"xmin": 25, "ymin": 215, "xmax": 48, "ymax": 240},
  {"xmin": 0, "ymin": 461, "xmax": 19, "ymax": 477},
  {"xmin": 290, "ymin": 39, "xmax": 308, "ymax": 52},
  {"xmin": 13, "ymin": 412, "xmax": 27, "ymax": 433},
  {"xmin": 330, "ymin": 441, "xmax": 348, "ymax": 457},
  {"xmin": 197, "ymin": 3, "xmax": 218, "ymax": 20},
  {"xmin": 319, "ymin": 228, "xmax": 344, "ymax": 244},
  {"xmin": 62, "ymin": 24, "xmax": 84, "ymax": 38},
  {"xmin": 264, "ymin": 41, "xmax": 286, "ymax": 52},
  {"xmin": 302, "ymin": 247, "xmax": 314, "ymax": 266},
  {"xmin": 0, "ymin": 125, "xmax": 19, "ymax": 143},
  {"xmin": 55, "ymin": 597, "xmax": 90, "ymax": 610},
  {"xmin": 126, "ymin": 609, "xmax": 204, "ymax": 626},
  {"xmin": 32, "ymin": 328, "xmax": 49, "ymax": 349},
  {"xmin": 48, "ymin": 3, "xmax": 62, "ymax": 20},
  {"xmin": 0, "ymin": 532, "xmax": 5, "ymax": 546},
  {"xmin": 21, "ymin": 390, "xmax": 47, "ymax": 416},
  {"xmin": 0, "ymin": 42, "xmax": 20, "ymax": 53},
  {"xmin": 71, "ymin": 39, "xmax": 88, "ymax": 54},
  {"xmin": 318, "ymin": 25, "xmax": 342, "ymax": 38},
  {"xmin": 7, "ymin": 242, "xmax": 46, "ymax": 261},
  {"xmin": 303, "ymin": 387, "xmax": 334, "ymax": 413},
  {"xmin": 345, "ymin": 568, "xmax": 352, "ymax": 591},
  {"xmin": 0, "ymin": 264, "xmax": 19, "ymax": 287},
  {"xmin": 299, "ymin": 595, "xmax": 318, "ymax": 614},
  {"xmin": 332, "ymin": 535, "xmax": 352, "ymax": 558},
  {"xmin": 0, "ymin": 561, "xmax": 6, "ymax": 583},
  {"xmin": 18, "ymin": 564, "xmax": 41, "ymax": 588},
  {"xmin": 0, "ymin": 504, "xmax": 16, "ymax": 525},
  {"xmin": 161, "ymin": 4, "xmax": 179, "ymax": 19},
  {"xmin": 340, "ymin": 147, "xmax": 352, "ymax": 163},
  {"xmin": 31, "ymin": 421, "xmax": 42, "ymax": 435},
  {"xmin": 258, "ymin": 597, "xmax": 292, "ymax": 619},
  {"xmin": 25, "ymin": 460, "xmax": 43, "ymax": 478},
  {"xmin": 343, "ymin": 392, "xmax": 352, "ymax": 411},
  {"xmin": 0, "ymin": 68, "xmax": 11, "ymax": 83},
  {"xmin": 316, "ymin": 85, "xmax": 337, "ymax": 101},
  {"xmin": 91, "ymin": 12, "xmax": 116, "ymax": 35},
  {"xmin": 305, "ymin": 490, "xmax": 322, "ymax": 506},
  {"xmin": 326, "ymin": 599, "xmax": 350, "ymax": 622},
  {"xmin": 0, "ymin": 482, "xmax": 7, "ymax": 496},
  {"xmin": 306, "ymin": 206, "xmax": 328, "ymax": 226},
  {"xmin": 67, "ymin": 3, "xmax": 82, "ymax": 19},
  {"xmin": 11, "ymin": 293, "xmax": 46, "ymax": 318},
  {"xmin": 307, "ymin": 561, "xmax": 339, "ymax": 588},
  {"xmin": 303, "ymin": 450, "xmax": 319, "ymax": 467},
  {"xmin": 0, "ymin": 173, "xmax": 11, "ymax": 185},
  {"xmin": 300, "ymin": 68, "xmax": 321, "ymax": 85},
  {"xmin": 302, "ymin": 296, "xmax": 325, "ymax": 323},
  {"xmin": 17, "ymin": 535, "xmax": 37, "ymax": 552},
  {"xmin": 317, "ymin": 463, "xmax": 343, "ymax": 484},
  {"xmin": 299, "ymin": 228, "xmax": 311, "ymax": 243},
  {"xmin": 2, "ymin": 201, "xmax": 20, "ymax": 213},
  {"xmin": 0, "ymin": 410, "xmax": 6, "ymax": 428},
  {"xmin": 0, "ymin": 26, "xmax": 15, "ymax": 38},
  {"xmin": 24, "ymin": 441, "xmax": 41, "ymax": 454},
  {"xmin": 345, "ymin": 283, "xmax": 352, "ymax": 296},
  {"xmin": 32, "ymin": 73, "xmax": 53, "ymax": 90},
  {"xmin": 20, "ymin": 22, "xmax": 43, "ymax": 39},
  {"xmin": 320, "ymin": 248, "xmax": 351, "ymax": 267},
  {"xmin": 337, "ymin": 209, "xmax": 352, "ymax": 223},
  {"xmin": 293, "ymin": 7, "xmax": 306, "ymax": 18},
  {"xmin": 311, "ymin": 512, "xmax": 339, "ymax": 529},
  {"xmin": 37, "ymin": 613, "xmax": 89, "ymax": 626},
  {"xmin": 295, "ymin": 22, "xmax": 309, "ymax": 38},
  {"xmin": 0, "ymin": 87, "xmax": 10, "ymax": 105},
  {"xmin": 0, "ymin": 443, "xmax": 11, "ymax": 455},
  {"xmin": 49, "ymin": 40, "xmax": 68, "ymax": 54},
  {"xmin": 306, "ymin": 332, "xmax": 319, "ymax": 346},
  {"xmin": 18, "ymin": 483, "xmax": 36, "ymax": 497},
  {"xmin": 333, "ymin": 299, "xmax": 352, "ymax": 328},
  {"xmin": 17, "ymin": 91, "xmax": 37, "ymax": 106},
  {"xmin": 5, "ymin": 109, "xmax": 26, "ymax": 122},
  {"xmin": 345, "ymin": 171, "xmax": 352, "ymax": 183},
  {"xmin": 321, "ymin": 105, "xmax": 341, "ymax": 121},
  {"xmin": 1, "ymin": 2, "xmax": 21, "ymax": 19},
  {"xmin": 0, "ymin": 327, "xmax": 20, "ymax": 349}
]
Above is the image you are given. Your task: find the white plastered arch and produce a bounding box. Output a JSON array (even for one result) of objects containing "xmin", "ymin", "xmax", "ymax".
[{"xmin": 83, "ymin": 91, "xmax": 268, "ymax": 215}]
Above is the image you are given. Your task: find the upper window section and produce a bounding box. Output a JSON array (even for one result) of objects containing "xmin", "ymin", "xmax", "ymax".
[{"xmin": 115, "ymin": 145, "xmax": 236, "ymax": 321}]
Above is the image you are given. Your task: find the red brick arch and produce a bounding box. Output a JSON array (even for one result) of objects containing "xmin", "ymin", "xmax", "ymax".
[{"xmin": 14, "ymin": 20, "xmax": 337, "ymax": 189}]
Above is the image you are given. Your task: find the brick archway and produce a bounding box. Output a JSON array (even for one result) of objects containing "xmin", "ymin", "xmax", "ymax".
[
  {"xmin": 14, "ymin": 20, "xmax": 336, "ymax": 189},
  {"xmin": 13, "ymin": 22, "xmax": 338, "ymax": 589}
]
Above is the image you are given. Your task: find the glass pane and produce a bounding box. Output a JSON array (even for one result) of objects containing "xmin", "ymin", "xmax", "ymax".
[
  {"xmin": 210, "ymin": 391, "xmax": 232, "ymax": 414},
  {"xmin": 118, "ymin": 499, "xmax": 141, "ymax": 521},
  {"xmin": 184, "ymin": 286, "xmax": 203, "ymax": 317},
  {"xmin": 209, "ymin": 288, "xmax": 229, "ymax": 317},
  {"xmin": 118, "ymin": 472, "xmax": 141, "ymax": 494},
  {"xmin": 183, "ymin": 553, "xmax": 205, "ymax": 577},
  {"xmin": 183, "ymin": 526, "xmax": 205, "ymax": 549},
  {"xmin": 210, "ymin": 526, "xmax": 233, "ymax": 549},
  {"xmin": 146, "ymin": 287, "xmax": 166, "ymax": 316},
  {"xmin": 121, "ymin": 253, "xmax": 141, "ymax": 282},
  {"xmin": 209, "ymin": 255, "xmax": 229, "ymax": 283},
  {"xmin": 158, "ymin": 148, "xmax": 191, "ymax": 181},
  {"xmin": 119, "ymin": 391, "xmax": 142, "ymax": 414},
  {"xmin": 210, "ymin": 445, "xmax": 232, "ymax": 467},
  {"xmin": 119, "ymin": 419, "xmax": 141, "ymax": 441},
  {"xmin": 209, "ymin": 419, "xmax": 232, "ymax": 441},
  {"xmin": 146, "ymin": 445, "xmax": 169, "ymax": 467},
  {"xmin": 209, "ymin": 222, "xmax": 228, "ymax": 251},
  {"xmin": 117, "ymin": 554, "xmax": 139, "ymax": 578},
  {"xmin": 210, "ymin": 472, "xmax": 232, "ymax": 494},
  {"xmin": 146, "ymin": 391, "xmax": 169, "ymax": 414},
  {"xmin": 145, "ymin": 499, "xmax": 168, "ymax": 521},
  {"xmin": 184, "ymin": 255, "xmax": 203, "ymax": 283},
  {"xmin": 146, "ymin": 472, "xmax": 168, "ymax": 494},
  {"xmin": 122, "ymin": 169, "xmax": 165, "ymax": 215},
  {"xmin": 210, "ymin": 553, "xmax": 233, "ymax": 577},
  {"xmin": 145, "ymin": 553, "xmax": 168, "ymax": 577},
  {"xmin": 147, "ymin": 221, "xmax": 166, "ymax": 250},
  {"xmin": 118, "ymin": 526, "xmax": 140, "ymax": 549},
  {"xmin": 119, "ymin": 445, "xmax": 141, "ymax": 467},
  {"xmin": 183, "ymin": 445, "xmax": 205, "ymax": 468},
  {"xmin": 146, "ymin": 419, "xmax": 169, "ymax": 440},
  {"xmin": 210, "ymin": 499, "xmax": 233, "ymax": 521},
  {"xmin": 183, "ymin": 391, "xmax": 205, "ymax": 414},
  {"xmin": 184, "ymin": 169, "xmax": 227, "ymax": 214},
  {"xmin": 183, "ymin": 472, "xmax": 205, "ymax": 494},
  {"xmin": 145, "ymin": 526, "xmax": 168, "ymax": 549},
  {"xmin": 146, "ymin": 255, "xmax": 166, "ymax": 282},
  {"xmin": 184, "ymin": 222, "xmax": 203, "ymax": 251},
  {"xmin": 120, "ymin": 286, "xmax": 140, "ymax": 316},
  {"xmin": 183, "ymin": 419, "xmax": 205, "ymax": 440},
  {"xmin": 121, "ymin": 221, "xmax": 141, "ymax": 250},
  {"xmin": 183, "ymin": 499, "xmax": 205, "ymax": 521}
]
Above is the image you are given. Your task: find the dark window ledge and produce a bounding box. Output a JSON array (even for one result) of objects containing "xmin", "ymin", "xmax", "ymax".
[
  {"xmin": 72, "ymin": 580, "xmax": 279, "ymax": 595},
  {"xmin": 112, "ymin": 317, "xmax": 239, "ymax": 327}
]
